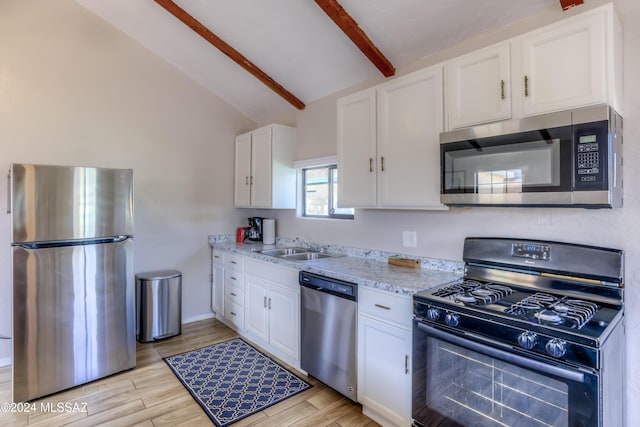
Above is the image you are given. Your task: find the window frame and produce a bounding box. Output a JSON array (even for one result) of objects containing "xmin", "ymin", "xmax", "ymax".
[{"xmin": 302, "ymin": 164, "xmax": 354, "ymax": 220}]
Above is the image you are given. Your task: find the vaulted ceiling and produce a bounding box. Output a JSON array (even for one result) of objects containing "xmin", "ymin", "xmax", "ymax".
[{"xmin": 75, "ymin": 0, "xmax": 563, "ymax": 123}]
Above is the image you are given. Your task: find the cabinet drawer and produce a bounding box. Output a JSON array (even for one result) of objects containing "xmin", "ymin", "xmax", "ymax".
[
  {"xmin": 224, "ymin": 253, "xmax": 245, "ymax": 270},
  {"xmin": 212, "ymin": 249, "xmax": 224, "ymax": 263},
  {"xmin": 224, "ymin": 284, "xmax": 245, "ymax": 305},
  {"xmin": 224, "ymin": 269, "xmax": 244, "ymax": 288},
  {"xmin": 224, "ymin": 300, "xmax": 245, "ymax": 330},
  {"xmin": 359, "ymin": 287, "xmax": 413, "ymax": 329}
]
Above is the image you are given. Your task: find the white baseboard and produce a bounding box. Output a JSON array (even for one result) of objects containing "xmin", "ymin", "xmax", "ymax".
[
  {"xmin": 182, "ymin": 312, "xmax": 215, "ymax": 324},
  {"xmin": 0, "ymin": 357, "xmax": 11, "ymax": 368}
]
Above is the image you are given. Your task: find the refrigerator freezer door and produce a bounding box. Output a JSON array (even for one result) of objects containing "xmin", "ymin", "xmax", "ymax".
[
  {"xmin": 12, "ymin": 238, "xmax": 135, "ymax": 402},
  {"xmin": 11, "ymin": 163, "xmax": 133, "ymax": 243}
]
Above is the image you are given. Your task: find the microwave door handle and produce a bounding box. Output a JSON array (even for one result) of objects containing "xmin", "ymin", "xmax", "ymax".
[{"xmin": 417, "ymin": 322, "xmax": 585, "ymax": 383}]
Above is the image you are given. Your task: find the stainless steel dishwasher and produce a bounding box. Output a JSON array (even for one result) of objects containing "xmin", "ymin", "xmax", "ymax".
[{"xmin": 299, "ymin": 271, "xmax": 358, "ymax": 401}]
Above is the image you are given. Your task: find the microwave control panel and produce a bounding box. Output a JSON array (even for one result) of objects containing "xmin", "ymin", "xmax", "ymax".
[{"xmin": 574, "ymin": 122, "xmax": 607, "ymax": 190}]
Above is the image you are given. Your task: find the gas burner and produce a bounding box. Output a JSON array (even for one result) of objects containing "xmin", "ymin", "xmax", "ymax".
[
  {"xmin": 535, "ymin": 309, "xmax": 564, "ymax": 325},
  {"xmin": 434, "ymin": 280, "xmax": 513, "ymax": 305},
  {"xmin": 505, "ymin": 293, "xmax": 599, "ymax": 329}
]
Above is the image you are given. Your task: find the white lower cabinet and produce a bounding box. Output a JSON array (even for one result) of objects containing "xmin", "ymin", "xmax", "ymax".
[
  {"xmin": 222, "ymin": 253, "xmax": 245, "ymax": 331},
  {"xmin": 358, "ymin": 287, "xmax": 413, "ymax": 427},
  {"xmin": 211, "ymin": 249, "xmax": 224, "ymax": 317},
  {"xmin": 245, "ymin": 259, "xmax": 300, "ymax": 367}
]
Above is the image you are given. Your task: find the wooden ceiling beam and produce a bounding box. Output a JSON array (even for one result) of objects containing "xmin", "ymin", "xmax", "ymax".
[
  {"xmin": 315, "ymin": 0, "xmax": 395, "ymax": 78},
  {"xmin": 559, "ymin": 0, "xmax": 584, "ymax": 11},
  {"xmin": 153, "ymin": 0, "xmax": 305, "ymax": 110}
]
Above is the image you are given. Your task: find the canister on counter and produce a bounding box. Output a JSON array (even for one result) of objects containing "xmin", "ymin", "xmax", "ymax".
[{"xmin": 236, "ymin": 227, "xmax": 245, "ymax": 243}]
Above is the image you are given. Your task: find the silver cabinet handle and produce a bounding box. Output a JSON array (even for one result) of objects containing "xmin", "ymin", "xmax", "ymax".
[
  {"xmin": 369, "ymin": 157, "xmax": 373, "ymax": 172},
  {"xmin": 380, "ymin": 156, "xmax": 385, "ymax": 172},
  {"xmin": 374, "ymin": 303, "xmax": 391, "ymax": 310},
  {"xmin": 230, "ymin": 276, "xmax": 237, "ymax": 281},
  {"xmin": 245, "ymin": 176, "xmax": 249, "ymax": 185},
  {"xmin": 524, "ymin": 75, "xmax": 529, "ymax": 97},
  {"xmin": 231, "ymin": 261, "xmax": 238, "ymax": 265},
  {"xmin": 268, "ymin": 298, "xmax": 272, "ymax": 310},
  {"xmin": 230, "ymin": 311, "xmax": 237, "ymax": 316},
  {"xmin": 500, "ymin": 79, "xmax": 505, "ymax": 100},
  {"xmin": 263, "ymin": 296, "xmax": 267, "ymax": 308},
  {"xmin": 230, "ymin": 292, "xmax": 237, "ymax": 297},
  {"xmin": 405, "ymin": 354, "xmax": 409, "ymax": 374}
]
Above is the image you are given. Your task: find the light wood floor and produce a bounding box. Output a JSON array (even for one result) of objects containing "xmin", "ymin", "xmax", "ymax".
[{"xmin": 0, "ymin": 318, "xmax": 379, "ymax": 426}]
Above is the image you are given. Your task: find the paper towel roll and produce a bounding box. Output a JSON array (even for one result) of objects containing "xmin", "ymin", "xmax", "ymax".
[{"xmin": 262, "ymin": 218, "xmax": 276, "ymax": 244}]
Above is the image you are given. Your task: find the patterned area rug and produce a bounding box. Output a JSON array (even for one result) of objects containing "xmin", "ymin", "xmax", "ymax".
[{"xmin": 164, "ymin": 338, "xmax": 311, "ymax": 427}]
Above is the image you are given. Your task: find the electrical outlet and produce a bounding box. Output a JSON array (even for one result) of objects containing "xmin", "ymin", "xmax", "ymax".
[{"xmin": 402, "ymin": 231, "xmax": 417, "ymax": 248}]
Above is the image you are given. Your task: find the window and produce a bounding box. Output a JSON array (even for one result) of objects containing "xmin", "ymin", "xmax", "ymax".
[{"xmin": 302, "ymin": 165, "xmax": 354, "ymax": 219}]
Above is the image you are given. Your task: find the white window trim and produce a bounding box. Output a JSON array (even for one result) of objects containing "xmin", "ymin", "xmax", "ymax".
[
  {"xmin": 294, "ymin": 156, "xmax": 353, "ymax": 219},
  {"xmin": 293, "ymin": 155, "xmax": 337, "ymax": 170}
]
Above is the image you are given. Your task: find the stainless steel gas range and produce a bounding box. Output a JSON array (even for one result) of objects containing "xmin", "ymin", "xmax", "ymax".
[{"xmin": 412, "ymin": 237, "xmax": 625, "ymax": 427}]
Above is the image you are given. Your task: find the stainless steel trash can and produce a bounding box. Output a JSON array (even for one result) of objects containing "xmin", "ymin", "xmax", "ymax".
[{"xmin": 136, "ymin": 270, "xmax": 182, "ymax": 342}]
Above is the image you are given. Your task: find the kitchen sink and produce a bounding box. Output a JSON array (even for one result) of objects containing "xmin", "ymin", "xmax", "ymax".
[
  {"xmin": 258, "ymin": 247, "xmax": 336, "ymax": 261},
  {"xmin": 281, "ymin": 252, "xmax": 333, "ymax": 261},
  {"xmin": 259, "ymin": 247, "xmax": 308, "ymax": 257}
]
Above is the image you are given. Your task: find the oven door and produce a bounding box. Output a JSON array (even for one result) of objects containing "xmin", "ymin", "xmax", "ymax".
[{"xmin": 412, "ymin": 321, "xmax": 599, "ymax": 427}]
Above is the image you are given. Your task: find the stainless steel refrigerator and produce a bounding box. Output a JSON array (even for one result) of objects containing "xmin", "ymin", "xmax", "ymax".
[{"xmin": 10, "ymin": 163, "xmax": 135, "ymax": 402}]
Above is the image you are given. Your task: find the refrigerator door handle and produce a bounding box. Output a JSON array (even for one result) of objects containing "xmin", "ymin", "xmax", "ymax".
[
  {"xmin": 6, "ymin": 169, "xmax": 11, "ymax": 215},
  {"xmin": 14, "ymin": 235, "xmax": 131, "ymax": 250}
]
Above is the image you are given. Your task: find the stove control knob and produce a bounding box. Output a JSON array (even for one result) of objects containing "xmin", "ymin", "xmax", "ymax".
[
  {"xmin": 444, "ymin": 312, "xmax": 460, "ymax": 328},
  {"xmin": 517, "ymin": 331, "xmax": 538, "ymax": 350},
  {"xmin": 426, "ymin": 308, "xmax": 441, "ymax": 321},
  {"xmin": 545, "ymin": 339, "xmax": 567, "ymax": 358}
]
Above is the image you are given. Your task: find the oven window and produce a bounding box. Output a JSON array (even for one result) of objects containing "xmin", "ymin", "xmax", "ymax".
[{"xmin": 417, "ymin": 337, "xmax": 570, "ymax": 427}]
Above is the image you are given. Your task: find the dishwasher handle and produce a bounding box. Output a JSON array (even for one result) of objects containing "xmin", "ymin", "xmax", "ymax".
[{"xmin": 299, "ymin": 271, "xmax": 357, "ymax": 301}]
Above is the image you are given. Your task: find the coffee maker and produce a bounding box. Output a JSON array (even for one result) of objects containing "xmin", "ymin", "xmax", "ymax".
[{"xmin": 245, "ymin": 217, "xmax": 264, "ymax": 242}]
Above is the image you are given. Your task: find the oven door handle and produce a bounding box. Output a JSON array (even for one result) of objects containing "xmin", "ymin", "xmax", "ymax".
[{"xmin": 417, "ymin": 322, "xmax": 586, "ymax": 383}]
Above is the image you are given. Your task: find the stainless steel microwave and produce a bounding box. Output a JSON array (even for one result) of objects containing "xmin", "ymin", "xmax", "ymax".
[{"xmin": 440, "ymin": 104, "xmax": 623, "ymax": 208}]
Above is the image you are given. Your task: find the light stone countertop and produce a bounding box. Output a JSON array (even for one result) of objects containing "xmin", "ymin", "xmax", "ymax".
[{"xmin": 209, "ymin": 236, "xmax": 463, "ymax": 296}]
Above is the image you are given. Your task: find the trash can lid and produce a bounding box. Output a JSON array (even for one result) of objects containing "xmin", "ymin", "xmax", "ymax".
[{"xmin": 136, "ymin": 270, "xmax": 182, "ymax": 280}]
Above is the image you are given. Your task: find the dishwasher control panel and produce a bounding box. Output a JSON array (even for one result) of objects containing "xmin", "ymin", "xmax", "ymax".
[{"xmin": 299, "ymin": 271, "xmax": 357, "ymax": 300}]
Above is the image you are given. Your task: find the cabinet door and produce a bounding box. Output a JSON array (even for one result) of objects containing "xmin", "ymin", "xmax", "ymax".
[
  {"xmin": 245, "ymin": 275, "xmax": 269, "ymax": 342},
  {"xmin": 447, "ymin": 43, "xmax": 511, "ymax": 129},
  {"xmin": 358, "ymin": 315, "xmax": 412, "ymax": 426},
  {"xmin": 377, "ymin": 66, "xmax": 445, "ymax": 208},
  {"xmin": 520, "ymin": 10, "xmax": 606, "ymax": 116},
  {"xmin": 337, "ymin": 88, "xmax": 377, "ymax": 208},
  {"xmin": 211, "ymin": 259, "xmax": 224, "ymax": 316},
  {"xmin": 234, "ymin": 132, "xmax": 252, "ymax": 208},
  {"xmin": 268, "ymin": 283, "xmax": 299, "ymax": 361},
  {"xmin": 250, "ymin": 126, "xmax": 273, "ymax": 208}
]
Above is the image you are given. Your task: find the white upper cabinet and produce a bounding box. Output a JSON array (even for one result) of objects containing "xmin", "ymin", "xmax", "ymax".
[
  {"xmin": 519, "ymin": 4, "xmax": 621, "ymax": 116},
  {"xmin": 446, "ymin": 43, "xmax": 511, "ymax": 129},
  {"xmin": 234, "ymin": 124, "xmax": 296, "ymax": 209},
  {"xmin": 444, "ymin": 3, "xmax": 622, "ymax": 129},
  {"xmin": 337, "ymin": 66, "xmax": 446, "ymax": 210},
  {"xmin": 234, "ymin": 132, "xmax": 252, "ymax": 207},
  {"xmin": 377, "ymin": 67, "xmax": 445, "ymax": 208},
  {"xmin": 337, "ymin": 88, "xmax": 378, "ymax": 208}
]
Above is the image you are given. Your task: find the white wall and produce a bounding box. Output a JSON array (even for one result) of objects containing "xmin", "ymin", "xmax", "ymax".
[
  {"xmin": 0, "ymin": 0, "xmax": 255, "ymax": 363},
  {"xmin": 270, "ymin": 0, "xmax": 640, "ymax": 424}
]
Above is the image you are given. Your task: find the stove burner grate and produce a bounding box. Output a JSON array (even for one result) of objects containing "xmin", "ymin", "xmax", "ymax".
[
  {"xmin": 505, "ymin": 292, "xmax": 599, "ymax": 329},
  {"xmin": 432, "ymin": 280, "xmax": 513, "ymax": 305}
]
